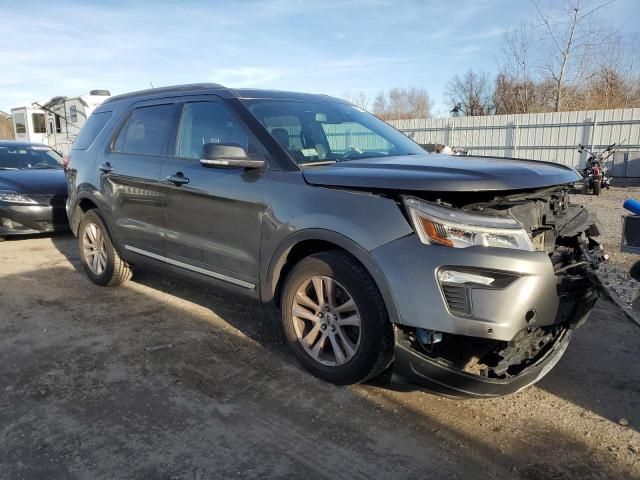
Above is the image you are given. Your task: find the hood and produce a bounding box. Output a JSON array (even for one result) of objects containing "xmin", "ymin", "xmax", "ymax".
[
  {"xmin": 302, "ymin": 154, "xmax": 581, "ymax": 192},
  {"xmin": 0, "ymin": 169, "xmax": 67, "ymax": 196}
]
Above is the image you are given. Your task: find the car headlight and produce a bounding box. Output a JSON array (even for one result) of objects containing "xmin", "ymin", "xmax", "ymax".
[
  {"xmin": 403, "ymin": 196, "xmax": 534, "ymax": 251},
  {"xmin": 0, "ymin": 191, "xmax": 37, "ymax": 204}
]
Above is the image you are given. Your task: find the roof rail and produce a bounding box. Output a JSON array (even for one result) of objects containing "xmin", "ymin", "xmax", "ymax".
[{"xmin": 103, "ymin": 83, "xmax": 225, "ymax": 104}]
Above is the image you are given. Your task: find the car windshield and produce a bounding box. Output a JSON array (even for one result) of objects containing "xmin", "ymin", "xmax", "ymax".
[
  {"xmin": 244, "ymin": 100, "xmax": 424, "ymax": 165},
  {"xmin": 0, "ymin": 145, "xmax": 63, "ymax": 170}
]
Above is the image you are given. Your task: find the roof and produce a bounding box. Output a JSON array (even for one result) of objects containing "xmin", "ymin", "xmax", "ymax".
[
  {"xmin": 0, "ymin": 140, "xmax": 49, "ymax": 148},
  {"xmin": 102, "ymin": 83, "xmax": 346, "ymax": 105}
]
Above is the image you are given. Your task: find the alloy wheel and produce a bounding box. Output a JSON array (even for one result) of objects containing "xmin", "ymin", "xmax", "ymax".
[
  {"xmin": 82, "ymin": 222, "xmax": 107, "ymax": 276},
  {"xmin": 292, "ymin": 275, "xmax": 362, "ymax": 366}
]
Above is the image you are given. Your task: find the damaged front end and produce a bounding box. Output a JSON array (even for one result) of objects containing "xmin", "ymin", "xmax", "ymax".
[{"xmin": 390, "ymin": 186, "xmax": 607, "ymax": 398}]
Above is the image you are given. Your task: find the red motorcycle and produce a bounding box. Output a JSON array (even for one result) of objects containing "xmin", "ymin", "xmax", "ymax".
[{"xmin": 578, "ymin": 143, "xmax": 617, "ymax": 195}]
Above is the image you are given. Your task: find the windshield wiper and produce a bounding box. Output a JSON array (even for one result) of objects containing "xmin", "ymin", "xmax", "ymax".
[{"xmin": 299, "ymin": 160, "xmax": 338, "ymax": 167}]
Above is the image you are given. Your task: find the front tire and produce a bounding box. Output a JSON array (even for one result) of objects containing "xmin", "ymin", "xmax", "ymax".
[
  {"xmin": 78, "ymin": 210, "xmax": 132, "ymax": 286},
  {"xmin": 280, "ymin": 251, "xmax": 394, "ymax": 385},
  {"xmin": 593, "ymin": 178, "xmax": 602, "ymax": 195}
]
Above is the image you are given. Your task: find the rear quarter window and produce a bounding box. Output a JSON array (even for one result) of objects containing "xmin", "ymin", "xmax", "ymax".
[
  {"xmin": 72, "ymin": 111, "xmax": 113, "ymax": 150},
  {"xmin": 115, "ymin": 104, "xmax": 176, "ymax": 156}
]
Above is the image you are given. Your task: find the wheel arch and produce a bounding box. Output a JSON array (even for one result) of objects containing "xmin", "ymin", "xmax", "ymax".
[
  {"xmin": 262, "ymin": 229, "xmax": 402, "ymax": 325},
  {"xmin": 69, "ymin": 194, "xmax": 99, "ymax": 236}
]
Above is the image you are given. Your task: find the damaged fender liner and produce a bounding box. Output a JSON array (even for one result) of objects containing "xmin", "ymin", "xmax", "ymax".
[{"xmin": 393, "ymin": 327, "xmax": 574, "ymax": 398}]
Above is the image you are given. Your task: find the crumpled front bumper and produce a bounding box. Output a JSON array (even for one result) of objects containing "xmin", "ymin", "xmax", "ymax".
[
  {"xmin": 392, "ymin": 327, "xmax": 574, "ymax": 398},
  {"xmin": 371, "ymin": 234, "xmax": 591, "ymax": 342},
  {"xmin": 370, "ymin": 233, "xmax": 602, "ymax": 397}
]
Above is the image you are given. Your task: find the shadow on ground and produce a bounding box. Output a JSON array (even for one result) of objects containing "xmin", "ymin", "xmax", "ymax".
[{"xmin": 0, "ymin": 234, "xmax": 619, "ymax": 478}]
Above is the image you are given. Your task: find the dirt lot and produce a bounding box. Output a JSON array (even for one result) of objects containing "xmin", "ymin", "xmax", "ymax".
[{"xmin": 1, "ymin": 188, "xmax": 639, "ymax": 479}]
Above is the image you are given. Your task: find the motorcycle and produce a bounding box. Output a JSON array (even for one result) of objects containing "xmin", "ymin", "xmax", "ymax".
[{"xmin": 577, "ymin": 143, "xmax": 618, "ymax": 195}]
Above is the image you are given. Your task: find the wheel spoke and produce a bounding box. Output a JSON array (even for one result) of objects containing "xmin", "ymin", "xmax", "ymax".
[
  {"xmin": 301, "ymin": 323, "xmax": 321, "ymax": 348},
  {"xmin": 324, "ymin": 277, "xmax": 335, "ymax": 308},
  {"xmin": 309, "ymin": 333, "xmax": 326, "ymax": 359},
  {"xmin": 98, "ymin": 253, "xmax": 107, "ymax": 272},
  {"xmin": 87, "ymin": 224, "xmax": 97, "ymax": 243},
  {"xmin": 92, "ymin": 251, "xmax": 100, "ymax": 272},
  {"xmin": 337, "ymin": 314, "xmax": 360, "ymax": 326},
  {"xmin": 295, "ymin": 291, "xmax": 319, "ymax": 311},
  {"xmin": 328, "ymin": 333, "xmax": 346, "ymax": 364},
  {"xmin": 311, "ymin": 277, "xmax": 325, "ymax": 306},
  {"xmin": 335, "ymin": 327, "xmax": 356, "ymax": 357},
  {"xmin": 293, "ymin": 306, "xmax": 320, "ymax": 323},
  {"xmin": 335, "ymin": 298, "xmax": 356, "ymax": 314}
]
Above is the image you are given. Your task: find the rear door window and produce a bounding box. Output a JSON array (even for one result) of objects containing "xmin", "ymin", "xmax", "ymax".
[
  {"xmin": 116, "ymin": 104, "xmax": 176, "ymax": 156},
  {"xmin": 72, "ymin": 111, "xmax": 113, "ymax": 150}
]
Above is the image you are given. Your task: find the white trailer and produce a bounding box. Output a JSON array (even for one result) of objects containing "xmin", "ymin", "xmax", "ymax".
[
  {"xmin": 11, "ymin": 89, "xmax": 111, "ymax": 154},
  {"xmin": 10, "ymin": 106, "xmax": 48, "ymax": 145}
]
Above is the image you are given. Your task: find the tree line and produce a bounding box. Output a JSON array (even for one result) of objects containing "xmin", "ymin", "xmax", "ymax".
[{"xmin": 345, "ymin": 0, "xmax": 640, "ymax": 120}]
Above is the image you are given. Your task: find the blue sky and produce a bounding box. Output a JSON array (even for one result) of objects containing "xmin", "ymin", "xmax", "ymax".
[{"xmin": 1, "ymin": 0, "xmax": 639, "ymax": 116}]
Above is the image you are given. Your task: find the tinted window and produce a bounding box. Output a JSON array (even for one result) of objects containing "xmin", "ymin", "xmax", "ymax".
[
  {"xmin": 72, "ymin": 111, "xmax": 113, "ymax": 150},
  {"xmin": 14, "ymin": 113, "xmax": 26, "ymax": 134},
  {"xmin": 247, "ymin": 100, "xmax": 424, "ymax": 164},
  {"xmin": 176, "ymin": 102, "xmax": 253, "ymax": 159},
  {"xmin": 118, "ymin": 104, "xmax": 175, "ymax": 156},
  {"xmin": 260, "ymin": 115, "xmax": 303, "ymax": 151},
  {"xmin": 32, "ymin": 113, "xmax": 46, "ymax": 133}
]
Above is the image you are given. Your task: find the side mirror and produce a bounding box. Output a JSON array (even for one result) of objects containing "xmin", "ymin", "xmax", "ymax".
[{"xmin": 200, "ymin": 143, "xmax": 265, "ymax": 169}]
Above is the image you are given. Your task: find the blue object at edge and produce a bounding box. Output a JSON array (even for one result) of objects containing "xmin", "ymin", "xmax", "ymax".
[{"xmin": 623, "ymin": 198, "xmax": 640, "ymax": 215}]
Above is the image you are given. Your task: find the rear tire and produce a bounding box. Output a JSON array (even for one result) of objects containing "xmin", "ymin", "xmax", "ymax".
[
  {"xmin": 280, "ymin": 251, "xmax": 394, "ymax": 385},
  {"xmin": 78, "ymin": 210, "xmax": 132, "ymax": 286},
  {"xmin": 593, "ymin": 178, "xmax": 602, "ymax": 195}
]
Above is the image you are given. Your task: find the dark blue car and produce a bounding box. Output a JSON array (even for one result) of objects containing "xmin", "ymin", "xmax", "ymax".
[{"xmin": 0, "ymin": 140, "xmax": 68, "ymax": 241}]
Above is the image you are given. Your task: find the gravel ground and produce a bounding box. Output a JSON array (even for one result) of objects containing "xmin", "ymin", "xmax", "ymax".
[{"xmin": 0, "ymin": 193, "xmax": 639, "ymax": 479}]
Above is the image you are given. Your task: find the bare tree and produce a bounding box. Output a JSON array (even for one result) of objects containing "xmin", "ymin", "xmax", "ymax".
[
  {"xmin": 0, "ymin": 114, "xmax": 14, "ymax": 140},
  {"xmin": 341, "ymin": 91, "xmax": 371, "ymax": 110},
  {"xmin": 495, "ymin": 22, "xmax": 541, "ymax": 113},
  {"xmin": 445, "ymin": 70, "xmax": 494, "ymax": 116},
  {"xmin": 532, "ymin": 0, "xmax": 618, "ymax": 111},
  {"xmin": 582, "ymin": 35, "xmax": 640, "ymax": 109},
  {"xmin": 372, "ymin": 87, "xmax": 432, "ymax": 120}
]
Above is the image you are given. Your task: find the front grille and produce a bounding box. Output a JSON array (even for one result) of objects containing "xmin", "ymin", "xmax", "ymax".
[{"xmin": 441, "ymin": 284, "xmax": 471, "ymax": 316}]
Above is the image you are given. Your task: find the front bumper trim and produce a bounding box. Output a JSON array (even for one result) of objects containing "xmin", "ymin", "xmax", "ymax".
[{"xmin": 393, "ymin": 328, "xmax": 573, "ymax": 398}]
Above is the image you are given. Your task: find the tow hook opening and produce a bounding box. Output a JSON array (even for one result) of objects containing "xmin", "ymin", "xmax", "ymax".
[{"xmin": 397, "ymin": 324, "xmax": 570, "ymax": 380}]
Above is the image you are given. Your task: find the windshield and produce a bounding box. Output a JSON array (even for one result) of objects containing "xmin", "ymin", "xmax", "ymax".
[
  {"xmin": 244, "ymin": 100, "xmax": 424, "ymax": 164},
  {"xmin": 0, "ymin": 145, "xmax": 63, "ymax": 170}
]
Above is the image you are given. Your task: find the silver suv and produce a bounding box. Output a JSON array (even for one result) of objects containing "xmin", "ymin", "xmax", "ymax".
[{"xmin": 66, "ymin": 84, "xmax": 606, "ymax": 397}]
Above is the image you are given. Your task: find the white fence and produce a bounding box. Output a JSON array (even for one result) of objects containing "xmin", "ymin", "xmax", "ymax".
[{"xmin": 388, "ymin": 108, "xmax": 640, "ymax": 177}]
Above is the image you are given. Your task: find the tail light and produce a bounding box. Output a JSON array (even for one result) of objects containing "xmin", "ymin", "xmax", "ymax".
[
  {"xmin": 62, "ymin": 153, "xmax": 71, "ymax": 170},
  {"xmin": 592, "ymin": 165, "xmax": 601, "ymax": 175}
]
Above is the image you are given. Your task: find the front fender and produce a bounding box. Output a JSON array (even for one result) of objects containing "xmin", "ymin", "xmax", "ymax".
[{"xmin": 261, "ymin": 228, "xmax": 403, "ymax": 325}]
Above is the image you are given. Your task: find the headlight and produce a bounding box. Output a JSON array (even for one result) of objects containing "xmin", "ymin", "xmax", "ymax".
[
  {"xmin": 0, "ymin": 191, "xmax": 37, "ymax": 204},
  {"xmin": 403, "ymin": 196, "xmax": 534, "ymax": 251}
]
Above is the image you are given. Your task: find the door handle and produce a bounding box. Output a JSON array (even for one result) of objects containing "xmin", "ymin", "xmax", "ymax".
[
  {"xmin": 98, "ymin": 162, "xmax": 113, "ymax": 173},
  {"xmin": 166, "ymin": 173, "xmax": 189, "ymax": 186}
]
